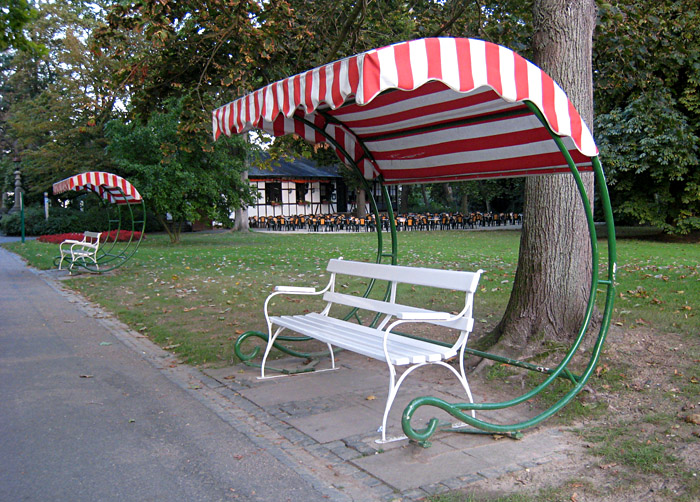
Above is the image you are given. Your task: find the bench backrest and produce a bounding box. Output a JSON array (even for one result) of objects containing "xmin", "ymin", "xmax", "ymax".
[
  {"xmin": 84, "ymin": 231, "xmax": 102, "ymax": 243},
  {"xmin": 326, "ymin": 259, "xmax": 481, "ymax": 293}
]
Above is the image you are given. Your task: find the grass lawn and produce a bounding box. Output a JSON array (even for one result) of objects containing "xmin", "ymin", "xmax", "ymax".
[
  {"xmin": 3, "ymin": 229, "xmax": 698, "ymax": 365},
  {"xmin": 3, "ymin": 228, "xmax": 699, "ymax": 501}
]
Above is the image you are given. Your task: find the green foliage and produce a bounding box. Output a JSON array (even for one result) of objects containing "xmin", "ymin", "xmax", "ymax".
[
  {"xmin": 596, "ymin": 92, "xmax": 700, "ymax": 233},
  {"xmin": 0, "ymin": 0, "xmax": 41, "ymax": 52},
  {"xmin": 105, "ymin": 96, "xmax": 255, "ymax": 243},
  {"xmin": 594, "ymin": 1, "xmax": 700, "ymax": 234},
  {"xmin": 1, "ymin": 0, "xmax": 123, "ymax": 203},
  {"xmin": 0, "ymin": 204, "xmax": 108, "ymax": 236}
]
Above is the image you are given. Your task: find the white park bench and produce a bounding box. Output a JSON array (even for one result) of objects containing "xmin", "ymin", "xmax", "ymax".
[
  {"xmin": 58, "ymin": 231, "xmax": 102, "ymax": 272},
  {"xmin": 262, "ymin": 258, "xmax": 483, "ymax": 442}
]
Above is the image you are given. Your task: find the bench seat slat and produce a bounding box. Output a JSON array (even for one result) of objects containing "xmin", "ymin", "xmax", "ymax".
[{"xmin": 270, "ymin": 313, "xmax": 457, "ymax": 365}]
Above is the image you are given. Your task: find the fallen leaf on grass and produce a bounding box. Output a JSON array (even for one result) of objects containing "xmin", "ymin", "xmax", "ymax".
[
  {"xmin": 685, "ymin": 414, "xmax": 700, "ymax": 425},
  {"xmin": 599, "ymin": 462, "xmax": 618, "ymax": 469}
]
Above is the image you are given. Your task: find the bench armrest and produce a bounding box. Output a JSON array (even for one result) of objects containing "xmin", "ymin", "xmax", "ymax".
[
  {"xmin": 397, "ymin": 312, "xmax": 451, "ymax": 321},
  {"xmin": 274, "ymin": 286, "xmax": 317, "ymax": 293}
]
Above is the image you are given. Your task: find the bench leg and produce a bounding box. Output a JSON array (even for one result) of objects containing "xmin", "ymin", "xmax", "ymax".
[
  {"xmin": 377, "ymin": 360, "xmax": 476, "ymax": 444},
  {"xmin": 260, "ymin": 326, "xmax": 285, "ymax": 379}
]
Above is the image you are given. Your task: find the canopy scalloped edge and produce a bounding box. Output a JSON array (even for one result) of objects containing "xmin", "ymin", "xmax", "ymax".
[
  {"xmin": 53, "ymin": 171, "xmax": 142, "ymax": 205},
  {"xmin": 213, "ymin": 38, "xmax": 597, "ymax": 158}
]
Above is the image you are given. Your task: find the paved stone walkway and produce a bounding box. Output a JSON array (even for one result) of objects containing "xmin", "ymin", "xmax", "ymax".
[{"xmin": 2, "ymin": 235, "xmax": 572, "ymax": 501}]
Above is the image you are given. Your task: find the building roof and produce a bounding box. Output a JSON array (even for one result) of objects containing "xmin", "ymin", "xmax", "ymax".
[{"xmin": 249, "ymin": 153, "xmax": 342, "ymax": 180}]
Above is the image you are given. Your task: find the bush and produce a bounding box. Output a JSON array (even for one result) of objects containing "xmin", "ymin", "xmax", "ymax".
[{"xmin": 2, "ymin": 204, "xmax": 112, "ymax": 236}]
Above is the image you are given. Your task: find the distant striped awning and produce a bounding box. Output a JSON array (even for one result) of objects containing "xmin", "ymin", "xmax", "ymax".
[
  {"xmin": 53, "ymin": 172, "xmax": 142, "ymax": 205},
  {"xmin": 212, "ymin": 37, "xmax": 597, "ymax": 184}
]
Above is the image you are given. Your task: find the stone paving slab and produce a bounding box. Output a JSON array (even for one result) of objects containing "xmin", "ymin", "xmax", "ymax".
[{"xmin": 202, "ymin": 351, "xmax": 572, "ymax": 500}]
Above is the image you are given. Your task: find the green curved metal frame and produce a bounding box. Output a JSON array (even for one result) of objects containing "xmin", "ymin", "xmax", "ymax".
[
  {"xmin": 234, "ymin": 101, "xmax": 616, "ymax": 443},
  {"xmin": 401, "ymin": 102, "xmax": 617, "ymax": 444},
  {"xmin": 53, "ymin": 187, "xmax": 147, "ymax": 273}
]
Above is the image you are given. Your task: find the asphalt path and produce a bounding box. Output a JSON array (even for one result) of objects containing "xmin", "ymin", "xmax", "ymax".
[{"xmin": 0, "ymin": 243, "xmax": 335, "ymax": 502}]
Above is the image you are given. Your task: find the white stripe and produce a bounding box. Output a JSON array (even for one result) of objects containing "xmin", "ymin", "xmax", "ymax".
[
  {"xmin": 409, "ymin": 39, "xmax": 428, "ymax": 87},
  {"xmin": 333, "ymin": 87, "xmax": 497, "ymax": 123},
  {"xmin": 222, "ymin": 105, "xmax": 231, "ymax": 136},
  {"xmin": 553, "ymin": 83, "xmax": 572, "ymax": 138},
  {"xmin": 376, "ymin": 140, "xmax": 560, "ymax": 171},
  {"xmin": 263, "ymin": 84, "xmax": 274, "ymax": 122},
  {"xmin": 366, "ymin": 115, "xmax": 543, "ymax": 152},
  {"xmin": 439, "ymin": 38, "xmax": 460, "ymax": 89},
  {"xmin": 499, "ymin": 46, "xmax": 516, "ymax": 102},
  {"xmin": 339, "ymin": 59, "xmax": 351, "ymax": 101},
  {"xmin": 377, "ymin": 45, "xmax": 399, "ymax": 91},
  {"xmin": 310, "ymin": 69, "xmax": 320, "ymax": 111},
  {"xmin": 325, "ymin": 64, "xmax": 334, "ymax": 106},
  {"xmin": 469, "ymin": 39, "xmax": 488, "ymax": 89},
  {"xmin": 526, "ymin": 61, "xmax": 543, "ymax": 112},
  {"xmin": 212, "ymin": 110, "xmax": 220, "ymax": 139},
  {"xmin": 346, "ymin": 98, "xmax": 519, "ymax": 137}
]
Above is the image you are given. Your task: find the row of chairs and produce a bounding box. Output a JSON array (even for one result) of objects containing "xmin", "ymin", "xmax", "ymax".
[{"xmin": 249, "ymin": 212, "xmax": 522, "ymax": 232}]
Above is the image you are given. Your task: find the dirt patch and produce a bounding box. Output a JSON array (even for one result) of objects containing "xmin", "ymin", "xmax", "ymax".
[{"xmin": 447, "ymin": 324, "xmax": 700, "ymax": 501}]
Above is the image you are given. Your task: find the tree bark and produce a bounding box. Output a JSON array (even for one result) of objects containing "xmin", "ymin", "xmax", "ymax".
[
  {"xmin": 488, "ymin": 0, "xmax": 597, "ymax": 357},
  {"xmin": 356, "ymin": 188, "xmax": 367, "ymax": 217},
  {"xmin": 232, "ymin": 132, "xmax": 250, "ymax": 232},
  {"xmin": 399, "ymin": 185, "xmax": 411, "ymax": 214}
]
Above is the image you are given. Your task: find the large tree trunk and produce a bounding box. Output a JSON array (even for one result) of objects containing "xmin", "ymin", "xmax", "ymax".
[{"xmin": 488, "ymin": 0, "xmax": 597, "ymax": 357}]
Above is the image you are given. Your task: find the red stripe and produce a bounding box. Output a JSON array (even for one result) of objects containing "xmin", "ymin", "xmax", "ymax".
[
  {"xmin": 318, "ymin": 66, "xmax": 327, "ymax": 108},
  {"xmin": 425, "ymin": 38, "xmax": 442, "ymax": 80},
  {"xmin": 513, "ymin": 53, "xmax": 529, "ymax": 101},
  {"xmin": 377, "ymin": 151, "xmax": 592, "ymax": 181},
  {"xmin": 272, "ymin": 114, "xmax": 286, "ymax": 137},
  {"xmin": 270, "ymin": 84, "xmax": 279, "ymax": 122},
  {"xmin": 348, "ymin": 56, "xmax": 360, "ymax": 96},
  {"xmin": 455, "ymin": 38, "xmax": 474, "ymax": 91},
  {"xmin": 540, "ymin": 73, "xmax": 558, "ymax": 132},
  {"xmin": 370, "ymin": 128, "xmax": 552, "ymax": 161},
  {"xmin": 394, "ymin": 42, "xmax": 413, "ymax": 89},
  {"xmin": 386, "ymin": 166, "xmax": 592, "ymax": 184},
  {"xmin": 293, "ymin": 113, "xmax": 305, "ymax": 137},
  {"xmin": 293, "ymin": 74, "xmax": 302, "ymax": 111},
  {"xmin": 304, "ymin": 70, "xmax": 314, "ymax": 113},
  {"xmin": 362, "ymin": 51, "xmax": 381, "ymax": 101},
  {"xmin": 568, "ymin": 100, "xmax": 583, "ymax": 152},
  {"xmin": 340, "ymin": 92, "xmax": 517, "ymax": 132},
  {"xmin": 253, "ymin": 91, "xmax": 260, "ymax": 123},
  {"xmin": 332, "ymin": 80, "xmax": 450, "ymax": 117},
  {"xmin": 282, "ymin": 79, "xmax": 291, "ymax": 116},
  {"xmin": 485, "ymin": 42, "xmax": 502, "ymax": 95},
  {"xmin": 331, "ymin": 61, "xmax": 342, "ymax": 106}
]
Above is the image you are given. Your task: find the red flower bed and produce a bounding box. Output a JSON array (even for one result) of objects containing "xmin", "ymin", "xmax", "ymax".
[{"xmin": 38, "ymin": 230, "xmax": 144, "ymax": 244}]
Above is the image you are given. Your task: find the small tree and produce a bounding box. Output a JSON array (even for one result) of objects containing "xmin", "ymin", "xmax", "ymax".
[{"xmin": 106, "ymin": 97, "xmax": 255, "ymax": 243}]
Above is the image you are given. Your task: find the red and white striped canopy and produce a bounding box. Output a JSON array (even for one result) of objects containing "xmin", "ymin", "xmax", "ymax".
[
  {"xmin": 212, "ymin": 37, "xmax": 598, "ymax": 184},
  {"xmin": 53, "ymin": 172, "xmax": 142, "ymax": 205}
]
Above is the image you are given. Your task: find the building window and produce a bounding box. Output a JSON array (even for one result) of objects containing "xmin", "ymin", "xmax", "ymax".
[
  {"xmin": 296, "ymin": 183, "xmax": 308, "ymax": 204},
  {"xmin": 265, "ymin": 182, "xmax": 282, "ymax": 205},
  {"xmin": 319, "ymin": 182, "xmax": 332, "ymax": 203}
]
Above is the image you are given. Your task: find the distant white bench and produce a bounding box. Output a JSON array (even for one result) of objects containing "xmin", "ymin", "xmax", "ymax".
[
  {"xmin": 58, "ymin": 231, "xmax": 102, "ymax": 272},
  {"xmin": 262, "ymin": 258, "xmax": 482, "ymax": 442}
]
